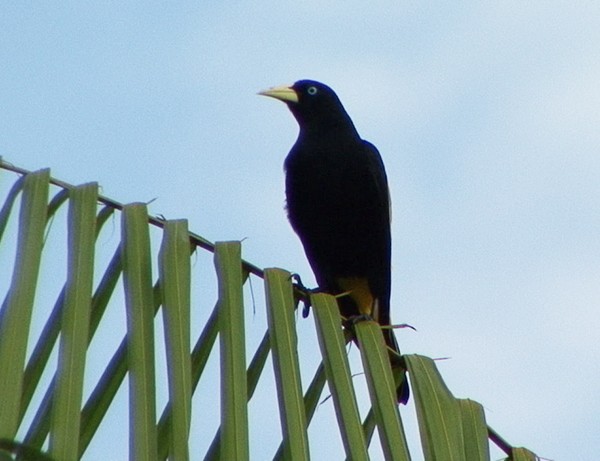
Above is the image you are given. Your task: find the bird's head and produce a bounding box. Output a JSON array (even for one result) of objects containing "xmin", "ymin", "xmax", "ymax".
[{"xmin": 259, "ymin": 80, "xmax": 354, "ymax": 132}]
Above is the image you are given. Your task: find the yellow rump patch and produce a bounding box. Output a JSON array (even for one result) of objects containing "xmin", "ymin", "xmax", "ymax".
[{"xmin": 336, "ymin": 277, "xmax": 375, "ymax": 316}]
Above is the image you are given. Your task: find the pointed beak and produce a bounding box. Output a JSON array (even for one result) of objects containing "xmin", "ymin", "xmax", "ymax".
[{"xmin": 258, "ymin": 85, "xmax": 299, "ymax": 104}]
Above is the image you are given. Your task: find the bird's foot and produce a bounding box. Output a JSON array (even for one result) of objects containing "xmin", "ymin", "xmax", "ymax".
[
  {"xmin": 344, "ymin": 313, "xmax": 375, "ymax": 327},
  {"xmin": 289, "ymin": 273, "xmax": 320, "ymax": 318}
]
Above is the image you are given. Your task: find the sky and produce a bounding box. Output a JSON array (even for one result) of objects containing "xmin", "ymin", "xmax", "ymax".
[{"xmin": 2, "ymin": 2, "xmax": 600, "ymax": 459}]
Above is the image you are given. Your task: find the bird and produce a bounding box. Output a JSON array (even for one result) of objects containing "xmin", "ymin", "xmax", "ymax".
[{"xmin": 259, "ymin": 80, "xmax": 409, "ymax": 404}]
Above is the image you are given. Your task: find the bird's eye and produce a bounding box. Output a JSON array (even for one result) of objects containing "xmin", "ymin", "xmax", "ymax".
[{"xmin": 307, "ymin": 86, "xmax": 318, "ymax": 95}]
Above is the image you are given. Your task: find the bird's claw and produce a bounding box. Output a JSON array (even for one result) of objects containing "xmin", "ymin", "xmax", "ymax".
[
  {"xmin": 289, "ymin": 273, "xmax": 309, "ymax": 291},
  {"xmin": 301, "ymin": 301, "xmax": 311, "ymax": 318}
]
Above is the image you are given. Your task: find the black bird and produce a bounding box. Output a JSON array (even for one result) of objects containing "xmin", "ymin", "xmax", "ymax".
[{"xmin": 260, "ymin": 80, "xmax": 409, "ymax": 404}]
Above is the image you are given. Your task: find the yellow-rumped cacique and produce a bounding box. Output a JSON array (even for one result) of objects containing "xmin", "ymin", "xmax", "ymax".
[{"xmin": 260, "ymin": 79, "xmax": 409, "ymax": 404}]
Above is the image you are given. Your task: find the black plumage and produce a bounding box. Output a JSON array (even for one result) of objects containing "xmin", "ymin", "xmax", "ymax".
[{"xmin": 260, "ymin": 80, "xmax": 408, "ymax": 404}]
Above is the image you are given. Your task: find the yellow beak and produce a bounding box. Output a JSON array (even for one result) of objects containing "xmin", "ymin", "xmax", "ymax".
[{"xmin": 258, "ymin": 85, "xmax": 299, "ymax": 104}]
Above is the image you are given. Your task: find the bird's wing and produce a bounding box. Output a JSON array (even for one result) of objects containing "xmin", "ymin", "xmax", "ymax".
[
  {"xmin": 361, "ymin": 140, "xmax": 393, "ymax": 326},
  {"xmin": 363, "ymin": 140, "xmax": 391, "ymax": 223}
]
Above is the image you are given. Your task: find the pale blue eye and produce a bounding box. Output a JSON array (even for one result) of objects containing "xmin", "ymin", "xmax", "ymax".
[{"xmin": 307, "ymin": 86, "xmax": 318, "ymax": 95}]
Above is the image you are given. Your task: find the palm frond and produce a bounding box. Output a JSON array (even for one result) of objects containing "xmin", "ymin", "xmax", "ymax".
[{"xmin": 0, "ymin": 158, "xmax": 540, "ymax": 461}]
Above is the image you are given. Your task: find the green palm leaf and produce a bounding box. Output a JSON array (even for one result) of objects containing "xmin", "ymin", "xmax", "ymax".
[{"xmin": 0, "ymin": 159, "xmax": 539, "ymax": 460}]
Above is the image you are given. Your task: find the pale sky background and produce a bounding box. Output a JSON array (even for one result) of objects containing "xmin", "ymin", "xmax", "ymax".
[{"xmin": 2, "ymin": 2, "xmax": 600, "ymax": 460}]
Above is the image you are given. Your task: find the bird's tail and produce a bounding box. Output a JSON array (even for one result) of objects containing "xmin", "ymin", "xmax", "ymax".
[{"xmin": 383, "ymin": 327, "xmax": 410, "ymax": 404}]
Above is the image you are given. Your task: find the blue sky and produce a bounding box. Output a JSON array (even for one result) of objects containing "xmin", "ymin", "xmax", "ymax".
[{"xmin": 2, "ymin": 2, "xmax": 599, "ymax": 459}]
